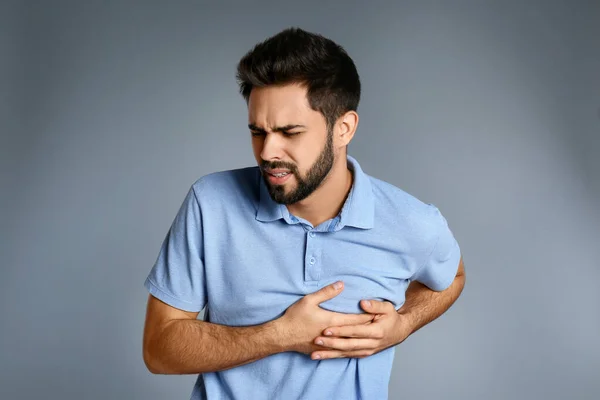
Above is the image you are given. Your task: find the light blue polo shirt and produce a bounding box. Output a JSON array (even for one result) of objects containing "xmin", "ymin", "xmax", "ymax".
[{"xmin": 144, "ymin": 155, "xmax": 461, "ymax": 400}]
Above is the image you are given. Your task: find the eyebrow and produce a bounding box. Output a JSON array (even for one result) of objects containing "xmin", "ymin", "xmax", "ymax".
[{"xmin": 248, "ymin": 123, "xmax": 307, "ymax": 133}]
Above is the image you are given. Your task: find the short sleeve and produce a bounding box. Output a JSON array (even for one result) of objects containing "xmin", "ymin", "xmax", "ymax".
[
  {"xmin": 144, "ymin": 185, "xmax": 207, "ymax": 312},
  {"xmin": 412, "ymin": 207, "xmax": 462, "ymax": 291}
]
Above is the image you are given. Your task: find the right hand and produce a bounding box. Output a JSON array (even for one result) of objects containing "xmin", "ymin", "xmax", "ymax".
[{"xmin": 276, "ymin": 281, "xmax": 375, "ymax": 355}]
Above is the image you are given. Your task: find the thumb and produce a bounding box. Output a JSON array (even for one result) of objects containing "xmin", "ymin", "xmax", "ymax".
[
  {"xmin": 360, "ymin": 299, "xmax": 392, "ymax": 314},
  {"xmin": 307, "ymin": 281, "xmax": 344, "ymax": 305}
]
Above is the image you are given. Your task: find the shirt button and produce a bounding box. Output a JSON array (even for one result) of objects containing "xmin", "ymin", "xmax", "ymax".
[
  {"xmin": 309, "ymin": 231, "xmax": 316, "ymax": 238},
  {"xmin": 310, "ymin": 257, "xmax": 316, "ymax": 265}
]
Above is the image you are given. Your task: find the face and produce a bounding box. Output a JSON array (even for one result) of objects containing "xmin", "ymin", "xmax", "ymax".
[{"xmin": 248, "ymin": 84, "xmax": 335, "ymax": 204}]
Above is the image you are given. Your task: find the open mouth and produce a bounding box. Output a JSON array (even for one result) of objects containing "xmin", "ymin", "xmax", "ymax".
[{"xmin": 266, "ymin": 170, "xmax": 292, "ymax": 184}]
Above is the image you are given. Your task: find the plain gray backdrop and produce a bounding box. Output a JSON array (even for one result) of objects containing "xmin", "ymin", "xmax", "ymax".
[{"xmin": 2, "ymin": 1, "xmax": 599, "ymax": 399}]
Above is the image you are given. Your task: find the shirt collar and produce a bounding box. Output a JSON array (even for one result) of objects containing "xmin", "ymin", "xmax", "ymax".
[{"xmin": 255, "ymin": 155, "xmax": 374, "ymax": 230}]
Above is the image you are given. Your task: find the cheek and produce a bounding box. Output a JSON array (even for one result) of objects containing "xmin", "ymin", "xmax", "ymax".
[{"xmin": 298, "ymin": 140, "xmax": 323, "ymax": 167}]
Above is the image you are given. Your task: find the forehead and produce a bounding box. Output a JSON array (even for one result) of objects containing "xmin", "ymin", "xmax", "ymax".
[{"xmin": 248, "ymin": 84, "xmax": 321, "ymax": 126}]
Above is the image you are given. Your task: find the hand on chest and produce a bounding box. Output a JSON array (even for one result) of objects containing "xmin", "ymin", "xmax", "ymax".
[{"xmin": 206, "ymin": 225, "xmax": 417, "ymax": 325}]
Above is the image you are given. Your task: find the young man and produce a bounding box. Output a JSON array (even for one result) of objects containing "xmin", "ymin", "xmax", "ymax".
[{"xmin": 143, "ymin": 27, "xmax": 465, "ymax": 400}]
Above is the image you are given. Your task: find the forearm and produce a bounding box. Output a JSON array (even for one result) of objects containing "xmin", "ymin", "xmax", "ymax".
[
  {"xmin": 146, "ymin": 318, "xmax": 285, "ymax": 375},
  {"xmin": 396, "ymin": 274, "xmax": 465, "ymax": 341}
]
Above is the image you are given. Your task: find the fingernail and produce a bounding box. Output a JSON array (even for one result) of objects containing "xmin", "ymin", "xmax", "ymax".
[
  {"xmin": 316, "ymin": 340, "xmax": 323, "ymax": 345},
  {"xmin": 313, "ymin": 354, "xmax": 321, "ymax": 360},
  {"xmin": 363, "ymin": 300, "xmax": 371, "ymax": 307},
  {"xmin": 324, "ymin": 331, "xmax": 332, "ymax": 336},
  {"xmin": 333, "ymin": 281, "xmax": 342, "ymax": 290}
]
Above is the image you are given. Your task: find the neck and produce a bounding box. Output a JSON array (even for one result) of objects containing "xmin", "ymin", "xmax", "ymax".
[{"xmin": 286, "ymin": 155, "xmax": 353, "ymax": 227}]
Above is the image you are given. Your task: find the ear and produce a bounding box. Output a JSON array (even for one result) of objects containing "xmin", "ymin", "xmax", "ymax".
[{"xmin": 335, "ymin": 111, "xmax": 359, "ymax": 147}]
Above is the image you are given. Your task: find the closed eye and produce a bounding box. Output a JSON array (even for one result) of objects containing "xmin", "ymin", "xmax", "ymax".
[{"xmin": 250, "ymin": 131, "xmax": 302, "ymax": 137}]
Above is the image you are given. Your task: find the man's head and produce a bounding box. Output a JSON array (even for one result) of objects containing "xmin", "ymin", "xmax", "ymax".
[{"xmin": 236, "ymin": 27, "xmax": 361, "ymax": 204}]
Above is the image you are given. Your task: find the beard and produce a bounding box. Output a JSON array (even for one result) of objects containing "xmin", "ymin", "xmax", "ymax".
[{"xmin": 261, "ymin": 129, "xmax": 335, "ymax": 205}]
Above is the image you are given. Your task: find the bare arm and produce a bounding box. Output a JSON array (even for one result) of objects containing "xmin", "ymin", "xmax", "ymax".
[
  {"xmin": 396, "ymin": 256, "xmax": 465, "ymax": 339},
  {"xmin": 143, "ymin": 282, "xmax": 374, "ymax": 374},
  {"xmin": 307, "ymin": 257, "xmax": 466, "ymax": 360},
  {"xmin": 143, "ymin": 295, "xmax": 284, "ymax": 374}
]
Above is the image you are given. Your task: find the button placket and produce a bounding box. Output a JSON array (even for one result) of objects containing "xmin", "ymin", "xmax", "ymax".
[{"xmin": 304, "ymin": 229, "xmax": 321, "ymax": 283}]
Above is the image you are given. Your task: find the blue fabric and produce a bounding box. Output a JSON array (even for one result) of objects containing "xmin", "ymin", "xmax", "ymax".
[{"xmin": 144, "ymin": 155, "xmax": 461, "ymax": 400}]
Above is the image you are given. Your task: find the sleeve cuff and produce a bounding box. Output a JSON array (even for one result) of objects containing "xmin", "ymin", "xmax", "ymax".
[{"xmin": 144, "ymin": 277, "xmax": 204, "ymax": 312}]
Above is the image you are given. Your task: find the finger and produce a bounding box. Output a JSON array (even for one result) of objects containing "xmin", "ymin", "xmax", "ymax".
[
  {"xmin": 313, "ymin": 336, "xmax": 379, "ymax": 352},
  {"xmin": 311, "ymin": 349, "xmax": 374, "ymax": 360},
  {"xmin": 322, "ymin": 324, "xmax": 384, "ymax": 339},
  {"xmin": 360, "ymin": 299, "xmax": 395, "ymax": 314},
  {"xmin": 307, "ymin": 281, "xmax": 344, "ymax": 305},
  {"xmin": 331, "ymin": 312, "xmax": 374, "ymax": 327}
]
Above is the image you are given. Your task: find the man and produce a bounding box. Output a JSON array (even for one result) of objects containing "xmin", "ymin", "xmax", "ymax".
[{"xmin": 143, "ymin": 27, "xmax": 465, "ymax": 400}]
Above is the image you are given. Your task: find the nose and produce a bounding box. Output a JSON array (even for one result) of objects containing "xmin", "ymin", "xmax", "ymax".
[{"xmin": 260, "ymin": 133, "xmax": 285, "ymax": 161}]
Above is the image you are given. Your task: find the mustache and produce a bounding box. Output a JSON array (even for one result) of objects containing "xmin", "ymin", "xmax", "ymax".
[{"xmin": 260, "ymin": 160, "xmax": 298, "ymax": 173}]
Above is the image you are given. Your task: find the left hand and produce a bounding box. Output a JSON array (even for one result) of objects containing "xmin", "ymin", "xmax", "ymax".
[{"xmin": 310, "ymin": 299, "xmax": 410, "ymax": 360}]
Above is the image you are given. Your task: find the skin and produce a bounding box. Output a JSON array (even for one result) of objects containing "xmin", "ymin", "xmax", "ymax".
[
  {"xmin": 248, "ymin": 83, "xmax": 465, "ymax": 360},
  {"xmin": 311, "ymin": 261, "xmax": 465, "ymax": 360},
  {"xmin": 142, "ymin": 83, "xmax": 466, "ymax": 373},
  {"xmin": 249, "ymin": 83, "xmax": 355, "ymax": 227},
  {"xmin": 143, "ymin": 282, "xmax": 374, "ymax": 374}
]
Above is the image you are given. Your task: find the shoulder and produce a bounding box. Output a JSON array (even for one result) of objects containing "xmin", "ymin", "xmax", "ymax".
[
  {"xmin": 368, "ymin": 175, "xmax": 446, "ymax": 237},
  {"xmin": 190, "ymin": 166, "xmax": 261, "ymax": 204}
]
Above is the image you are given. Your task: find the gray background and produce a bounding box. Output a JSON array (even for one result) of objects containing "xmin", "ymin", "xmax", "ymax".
[{"xmin": 2, "ymin": 1, "xmax": 599, "ymax": 399}]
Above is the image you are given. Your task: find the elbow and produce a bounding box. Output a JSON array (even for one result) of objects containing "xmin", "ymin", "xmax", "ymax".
[
  {"xmin": 145, "ymin": 362, "xmax": 161, "ymax": 375},
  {"xmin": 144, "ymin": 350, "xmax": 177, "ymax": 375},
  {"xmin": 143, "ymin": 322, "xmax": 177, "ymax": 374},
  {"xmin": 143, "ymin": 334, "xmax": 174, "ymax": 374},
  {"xmin": 143, "ymin": 344, "xmax": 163, "ymax": 374},
  {"xmin": 143, "ymin": 340, "xmax": 185, "ymax": 375}
]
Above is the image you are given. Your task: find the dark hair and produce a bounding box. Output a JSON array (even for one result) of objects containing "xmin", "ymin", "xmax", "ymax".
[{"xmin": 236, "ymin": 27, "xmax": 361, "ymax": 130}]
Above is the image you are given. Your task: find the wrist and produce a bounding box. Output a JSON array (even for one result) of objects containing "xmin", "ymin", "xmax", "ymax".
[
  {"xmin": 394, "ymin": 310, "xmax": 416, "ymax": 344},
  {"xmin": 266, "ymin": 318, "xmax": 292, "ymax": 353}
]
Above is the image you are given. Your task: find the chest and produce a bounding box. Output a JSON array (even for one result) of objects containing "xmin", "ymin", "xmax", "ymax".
[{"xmin": 203, "ymin": 220, "xmax": 417, "ymax": 326}]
